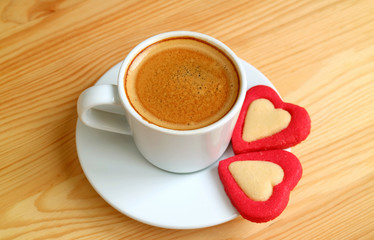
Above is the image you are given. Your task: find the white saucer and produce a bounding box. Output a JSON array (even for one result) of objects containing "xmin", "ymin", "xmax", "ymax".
[{"xmin": 76, "ymin": 59, "xmax": 277, "ymax": 229}]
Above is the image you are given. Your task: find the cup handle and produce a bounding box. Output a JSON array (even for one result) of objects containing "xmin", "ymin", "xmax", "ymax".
[{"xmin": 77, "ymin": 84, "xmax": 132, "ymax": 135}]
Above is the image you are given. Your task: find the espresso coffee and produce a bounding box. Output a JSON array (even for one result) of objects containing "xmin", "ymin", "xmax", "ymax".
[{"xmin": 125, "ymin": 37, "xmax": 240, "ymax": 130}]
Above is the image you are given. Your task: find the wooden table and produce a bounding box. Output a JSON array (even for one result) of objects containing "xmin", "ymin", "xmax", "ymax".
[{"xmin": 1, "ymin": 0, "xmax": 373, "ymax": 239}]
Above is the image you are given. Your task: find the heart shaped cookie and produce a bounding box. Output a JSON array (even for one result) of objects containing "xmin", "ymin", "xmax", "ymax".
[
  {"xmin": 232, "ymin": 85, "xmax": 311, "ymax": 154},
  {"xmin": 218, "ymin": 150, "xmax": 302, "ymax": 223}
]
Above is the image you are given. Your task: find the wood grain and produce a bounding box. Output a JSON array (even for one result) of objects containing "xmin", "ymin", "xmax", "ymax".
[{"xmin": 1, "ymin": 0, "xmax": 373, "ymax": 239}]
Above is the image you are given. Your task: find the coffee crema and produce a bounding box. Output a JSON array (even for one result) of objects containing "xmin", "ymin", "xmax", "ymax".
[{"xmin": 125, "ymin": 37, "xmax": 240, "ymax": 130}]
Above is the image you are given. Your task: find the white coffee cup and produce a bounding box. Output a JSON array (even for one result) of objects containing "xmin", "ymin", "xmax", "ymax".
[{"xmin": 77, "ymin": 31, "xmax": 247, "ymax": 173}]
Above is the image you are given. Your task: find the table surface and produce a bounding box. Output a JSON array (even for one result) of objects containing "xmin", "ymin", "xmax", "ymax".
[{"xmin": 1, "ymin": 0, "xmax": 373, "ymax": 239}]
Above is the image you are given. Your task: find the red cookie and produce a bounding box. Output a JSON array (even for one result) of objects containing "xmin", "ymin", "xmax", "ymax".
[
  {"xmin": 231, "ymin": 85, "xmax": 311, "ymax": 154},
  {"xmin": 218, "ymin": 150, "xmax": 302, "ymax": 223}
]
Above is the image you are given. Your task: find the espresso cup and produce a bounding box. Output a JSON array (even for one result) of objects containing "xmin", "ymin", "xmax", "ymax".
[{"xmin": 77, "ymin": 31, "xmax": 247, "ymax": 173}]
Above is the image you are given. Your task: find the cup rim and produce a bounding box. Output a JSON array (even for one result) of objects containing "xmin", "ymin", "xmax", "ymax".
[{"xmin": 117, "ymin": 31, "xmax": 247, "ymax": 135}]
